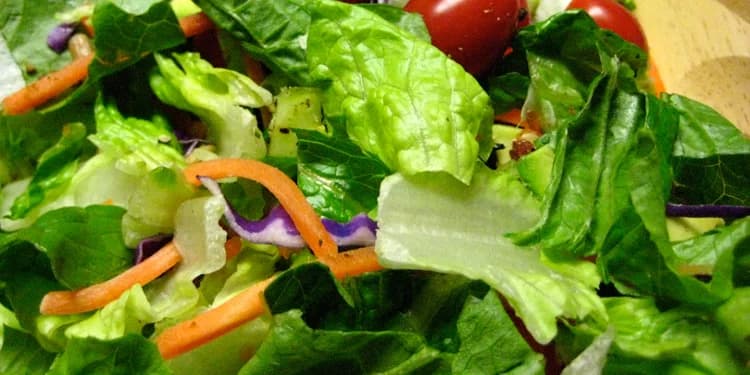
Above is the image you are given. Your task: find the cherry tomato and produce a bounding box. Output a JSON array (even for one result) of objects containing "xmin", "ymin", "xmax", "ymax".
[
  {"xmin": 567, "ymin": 0, "xmax": 648, "ymax": 51},
  {"xmin": 404, "ymin": 0, "xmax": 522, "ymax": 76}
]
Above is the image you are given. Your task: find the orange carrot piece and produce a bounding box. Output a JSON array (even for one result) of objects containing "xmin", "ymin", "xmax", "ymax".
[
  {"xmin": 2, "ymin": 54, "xmax": 94, "ymax": 115},
  {"xmin": 179, "ymin": 12, "xmax": 215, "ymax": 38},
  {"xmin": 183, "ymin": 159, "xmax": 338, "ymax": 258},
  {"xmin": 40, "ymin": 241, "xmax": 182, "ymax": 315},
  {"xmin": 156, "ymin": 247, "xmax": 382, "ymax": 359},
  {"xmin": 648, "ymin": 56, "xmax": 666, "ymax": 96},
  {"xmin": 156, "ymin": 276, "xmax": 275, "ymax": 359},
  {"xmin": 495, "ymin": 108, "xmax": 523, "ymax": 125},
  {"xmin": 224, "ymin": 236, "xmax": 243, "ymax": 260},
  {"xmin": 320, "ymin": 247, "xmax": 383, "ymax": 279}
]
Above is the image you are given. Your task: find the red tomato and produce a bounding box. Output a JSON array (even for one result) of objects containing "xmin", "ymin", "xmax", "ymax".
[
  {"xmin": 404, "ymin": 0, "xmax": 522, "ymax": 76},
  {"xmin": 567, "ymin": 0, "xmax": 648, "ymax": 51}
]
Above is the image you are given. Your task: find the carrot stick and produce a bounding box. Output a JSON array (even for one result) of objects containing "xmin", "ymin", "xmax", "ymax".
[
  {"xmin": 495, "ymin": 108, "xmax": 522, "ymax": 125},
  {"xmin": 156, "ymin": 276, "xmax": 275, "ymax": 359},
  {"xmin": 40, "ymin": 241, "xmax": 182, "ymax": 315},
  {"xmin": 320, "ymin": 247, "xmax": 383, "ymax": 279},
  {"xmin": 40, "ymin": 236, "xmax": 243, "ymax": 315},
  {"xmin": 648, "ymin": 56, "xmax": 666, "ymax": 96},
  {"xmin": 2, "ymin": 54, "xmax": 94, "ymax": 115},
  {"xmin": 183, "ymin": 159, "xmax": 338, "ymax": 258},
  {"xmin": 156, "ymin": 247, "xmax": 382, "ymax": 359},
  {"xmin": 179, "ymin": 12, "xmax": 215, "ymax": 38}
]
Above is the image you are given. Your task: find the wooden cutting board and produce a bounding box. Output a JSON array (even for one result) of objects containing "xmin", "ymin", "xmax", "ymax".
[{"xmin": 635, "ymin": 0, "xmax": 750, "ymax": 135}]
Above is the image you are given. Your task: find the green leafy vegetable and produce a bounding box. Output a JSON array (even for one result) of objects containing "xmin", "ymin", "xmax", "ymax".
[
  {"xmin": 0, "ymin": 325, "xmax": 56, "ymax": 375},
  {"xmin": 296, "ymin": 130, "xmax": 389, "ymax": 222},
  {"xmin": 375, "ymin": 165, "xmax": 606, "ymax": 344},
  {"xmin": 306, "ymin": 1, "xmax": 493, "ymax": 184},
  {"xmin": 46, "ymin": 334, "xmax": 171, "ymax": 375},
  {"xmin": 668, "ymin": 94, "xmax": 750, "ymax": 206},
  {"xmin": 8, "ymin": 122, "xmax": 88, "ymax": 219},
  {"xmin": 150, "ymin": 52, "xmax": 272, "ymax": 160}
]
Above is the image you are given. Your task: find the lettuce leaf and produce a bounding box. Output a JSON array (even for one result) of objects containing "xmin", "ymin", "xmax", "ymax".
[
  {"xmin": 306, "ymin": 1, "xmax": 493, "ymax": 184},
  {"xmin": 0, "ymin": 325, "xmax": 56, "ymax": 375},
  {"xmin": 150, "ymin": 52, "xmax": 272, "ymax": 160},
  {"xmin": 374, "ymin": 166, "xmax": 606, "ymax": 344},
  {"xmin": 7, "ymin": 122, "xmax": 89, "ymax": 219},
  {"xmin": 248, "ymin": 263, "xmax": 544, "ymax": 374}
]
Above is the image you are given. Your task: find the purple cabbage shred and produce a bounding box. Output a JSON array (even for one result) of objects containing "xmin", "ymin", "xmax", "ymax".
[
  {"xmin": 47, "ymin": 23, "xmax": 77, "ymax": 53},
  {"xmin": 666, "ymin": 203, "xmax": 750, "ymax": 219},
  {"xmin": 134, "ymin": 233, "xmax": 173, "ymax": 265},
  {"xmin": 199, "ymin": 176, "xmax": 377, "ymax": 248}
]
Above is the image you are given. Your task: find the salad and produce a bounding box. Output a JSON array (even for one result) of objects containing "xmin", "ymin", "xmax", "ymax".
[{"xmin": 0, "ymin": 0, "xmax": 749, "ymax": 373}]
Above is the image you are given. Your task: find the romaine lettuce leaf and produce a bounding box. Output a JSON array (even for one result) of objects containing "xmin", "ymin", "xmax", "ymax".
[
  {"xmin": 374, "ymin": 166, "xmax": 606, "ymax": 344},
  {"xmin": 89, "ymin": 95, "xmax": 185, "ymax": 176},
  {"xmin": 306, "ymin": 1, "xmax": 493, "ymax": 184},
  {"xmin": 150, "ymin": 52, "xmax": 272, "ymax": 160}
]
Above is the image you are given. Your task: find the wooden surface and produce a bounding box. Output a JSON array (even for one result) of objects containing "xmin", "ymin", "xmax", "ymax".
[{"xmin": 635, "ymin": 0, "xmax": 750, "ymax": 135}]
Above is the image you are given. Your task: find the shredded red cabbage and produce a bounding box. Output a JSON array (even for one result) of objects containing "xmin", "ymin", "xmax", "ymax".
[
  {"xmin": 134, "ymin": 233, "xmax": 173, "ymax": 264},
  {"xmin": 666, "ymin": 203, "xmax": 750, "ymax": 219},
  {"xmin": 199, "ymin": 176, "xmax": 377, "ymax": 248},
  {"xmin": 47, "ymin": 23, "xmax": 77, "ymax": 53}
]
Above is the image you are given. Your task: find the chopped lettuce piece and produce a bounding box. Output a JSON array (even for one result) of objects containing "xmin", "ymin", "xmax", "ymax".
[
  {"xmin": 89, "ymin": 95, "xmax": 185, "ymax": 176},
  {"xmin": 121, "ymin": 167, "xmax": 196, "ymax": 247},
  {"xmin": 267, "ymin": 87, "xmax": 326, "ymax": 158},
  {"xmin": 150, "ymin": 52, "xmax": 272, "ymax": 160},
  {"xmin": 375, "ymin": 166, "xmax": 606, "ymax": 344}
]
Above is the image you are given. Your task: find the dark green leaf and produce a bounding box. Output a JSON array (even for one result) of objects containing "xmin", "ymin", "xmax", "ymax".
[
  {"xmin": 668, "ymin": 94, "xmax": 750, "ymax": 206},
  {"xmin": 9, "ymin": 122, "xmax": 88, "ymax": 219},
  {"xmin": 12, "ymin": 205, "xmax": 132, "ymax": 290},
  {"xmin": 296, "ymin": 130, "xmax": 389, "ymax": 222}
]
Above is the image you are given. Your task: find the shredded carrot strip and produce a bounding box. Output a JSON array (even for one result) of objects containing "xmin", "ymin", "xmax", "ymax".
[
  {"xmin": 648, "ymin": 56, "xmax": 666, "ymax": 96},
  {"xmin": 320, "ymin": 246, "xmax": 383, "ymax": 279},
  {"xmin": 2, "ymin": 54, "xmax": 94, "ymax": 115},
  {"xmin": 156, "ymin": 276, "xmax": 275, "ymax": 359},
  {"xmin": 40, "ymin": 241, "xmax": 182, "ymax": 315},
  {"xmin": 179, "ymin": 13, "xmax": 215, "ymax": 38},
  {"xmin": 495, "ymin": 108, "xmax": 522, "ymax": 126},
  {"xmin": 156, "ymin": 247, "xmax": 382, "ymax": 359},
  {"xmin": 183, "ymin": 159, "xmax": 338, "ymax": 258}
]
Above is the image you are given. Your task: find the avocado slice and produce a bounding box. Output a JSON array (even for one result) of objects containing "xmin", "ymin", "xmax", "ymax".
[{"xmin": 517, "ymin": 144, "xmax": 554, "ymax": 197}]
